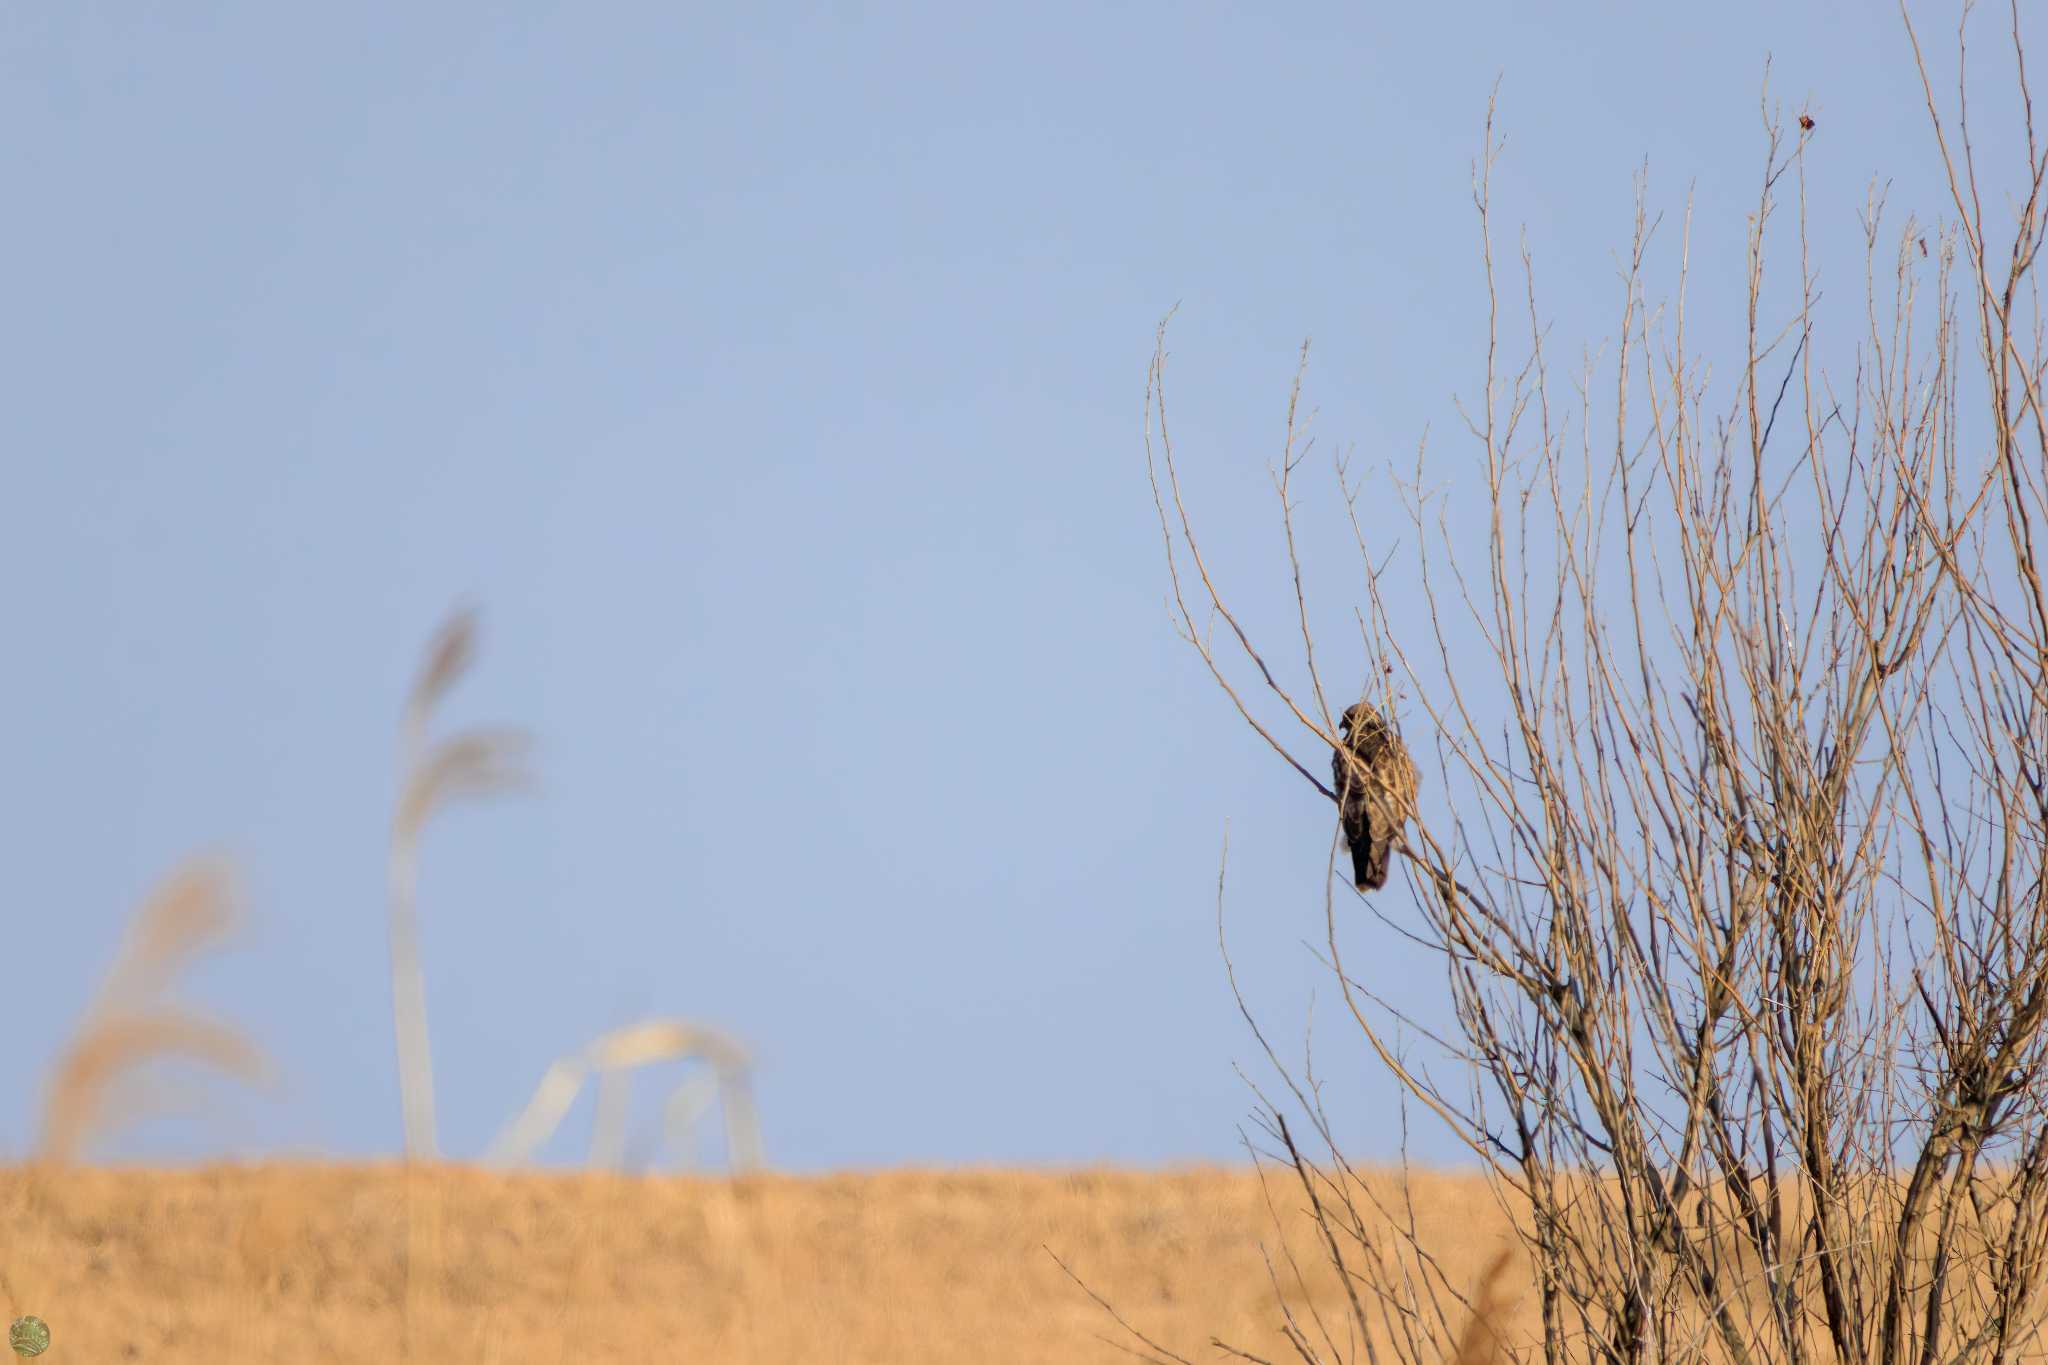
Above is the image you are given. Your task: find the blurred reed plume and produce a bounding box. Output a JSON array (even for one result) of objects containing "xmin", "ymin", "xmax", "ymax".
[
  {"xmin": 484, "ymin": 1018, "xmax": 763, "ymax": 1172},
  {"xmin": 388, "ymin": 604, "xmax": 533, "ymax": 1161},
  {"xmin": 37, "ymin": 855, "xmax": 270, "ymax": 1163}
]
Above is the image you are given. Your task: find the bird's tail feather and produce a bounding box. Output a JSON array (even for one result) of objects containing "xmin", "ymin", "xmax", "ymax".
[{"xmin": 1354, "ymin": 836, "xmax": 1391, "ymax": 892}]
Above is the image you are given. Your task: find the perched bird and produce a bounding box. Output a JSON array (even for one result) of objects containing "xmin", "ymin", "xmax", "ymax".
[{"xmin": 1332, "ymin": 701, "xmax": 1420, "ymax": 892}]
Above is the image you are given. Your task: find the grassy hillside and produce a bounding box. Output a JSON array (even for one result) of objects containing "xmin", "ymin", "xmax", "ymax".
[{"xmin": 1, "ymin": 1163, "xmax": 1521, "ymax": 1363}]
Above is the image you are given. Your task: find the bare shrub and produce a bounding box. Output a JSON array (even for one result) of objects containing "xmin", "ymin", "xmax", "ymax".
[{"xmin": 1144, "ymin": 8, "xmax": 2048, "ymax": 1363}]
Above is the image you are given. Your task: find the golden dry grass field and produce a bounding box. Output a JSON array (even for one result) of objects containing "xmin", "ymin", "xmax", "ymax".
[{"xmin": 0, "ymin": 1162, "xmax": 1525, "ymax": 1363}]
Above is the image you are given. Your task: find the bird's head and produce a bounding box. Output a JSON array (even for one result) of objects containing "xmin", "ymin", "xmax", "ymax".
[{"xmin": 1339, "ymin": 701, "xmax": 1384, "ymax": 739}]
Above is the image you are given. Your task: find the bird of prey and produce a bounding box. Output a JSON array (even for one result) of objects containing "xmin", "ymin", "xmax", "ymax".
[{"xmin": 1332, "ymin": 701, "xmax": 1419, "ymax": 892}]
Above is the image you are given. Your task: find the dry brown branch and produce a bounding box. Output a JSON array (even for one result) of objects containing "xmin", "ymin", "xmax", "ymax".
[{"xmin": 1047, "ymin": 1246, "xmax": 1199, "ymax": 1365}]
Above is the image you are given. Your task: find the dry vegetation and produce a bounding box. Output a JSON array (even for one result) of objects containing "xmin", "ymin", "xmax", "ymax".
[
  {"xmin": 0, "ymin": 1163, "xmax": 1523, "ymax": 1364},
  {"xmin": 22, "ymin": 7, "xmax": 2048, "ymax": 1365},
  {"xmin": 1143, "ymin": 6, "xmax": 2048, "ymax": 1362},
  {"xmin": 35, "ymin": 858, "xmax": 270, "ymax": 1165},
  {"xmin": 387, "ymin": 604, "xmax": 533, "ymax": 1164}
]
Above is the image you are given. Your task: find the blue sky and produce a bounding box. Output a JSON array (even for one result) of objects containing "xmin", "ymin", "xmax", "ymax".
[{"xmin": 0, "ymin": 2, "xmax": 2005, "ymax": 1170}]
